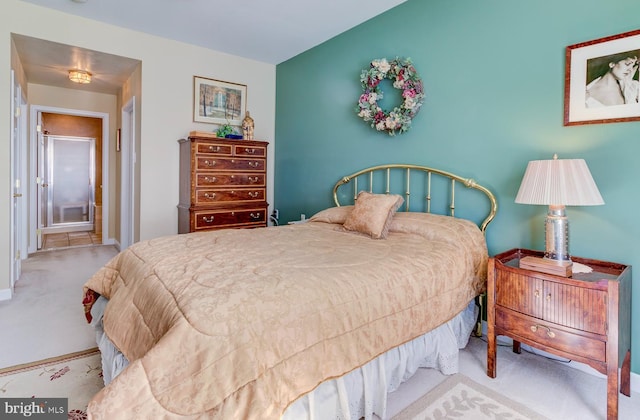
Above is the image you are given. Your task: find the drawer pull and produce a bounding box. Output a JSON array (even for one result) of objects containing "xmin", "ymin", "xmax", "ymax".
[
  {"xmin": 248, "ymin": 161, "xmax": 260, "ymax": 168},
  {"xmin": 245, "ymin": 148, "xmax": 256, "ymax": 154},
  {"xmin": 530, "ymin": 324, "xmax": 556, "ymax": 338},
  {"xmin": 204, "ymin": 193, "xmax": 216, "ymax": 199},
  {"xmin": 204, "ymin": 176, "xmax": 218, "ymax": 183},
  {"xmin": 534, "ymin": 290, "xmax": 540, "ymax": 298},
  {"xmin": 546, "ymin": 294, "xmax": 552, "ymax": 301},
  {"xmin": 204, "ymin": 160, "xmax": 216, "ymax": 167},
  {"xmin": 202, "ymin": 216, "xmax": 215, "ymax": 223},
  {"xmin": 250, "ymin": 212, "xmax": 261, "ymax": 219},
  {"xmin": 248, "ymin": 176, "xmax": 259, "ymax": 183},
  {"xmin": 248, "ymin": 191, "xmax": 259, "ymax": 198},
  {"xmin": 208, "ymin": 146, "xmax": 220, "ymax": 152}
]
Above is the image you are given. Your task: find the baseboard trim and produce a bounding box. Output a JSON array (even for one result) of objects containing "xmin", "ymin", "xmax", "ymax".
[
  {"xmin": 480, "ymin": 321, "xmax": 639, "ymax": 393},
  {"xmin": 0, "ymin": 288, "xmax": 13, "ymax": 301}
]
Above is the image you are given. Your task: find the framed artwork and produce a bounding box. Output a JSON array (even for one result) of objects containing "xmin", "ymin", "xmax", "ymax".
[
  {"xmin": 193, "ymin": 76, "xmax": 247, "ymax": 125},
  {"xmin": 564, "ymin": 29, "xmax": 640, "ymax": 125}
]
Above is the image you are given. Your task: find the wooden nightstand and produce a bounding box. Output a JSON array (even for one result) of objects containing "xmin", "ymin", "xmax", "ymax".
[{"xmin": 486, "ymin": 248, "xmax": 631, "ymax": 420}]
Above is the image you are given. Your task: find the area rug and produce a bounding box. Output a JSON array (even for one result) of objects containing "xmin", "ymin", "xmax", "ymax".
[
  {"xmin": 392, "ymin": 374, "xmax": 549, "ymax": 420},
  {"xmin": 0, "ymin": 348, "xmax": 103, "ymax": 419}
]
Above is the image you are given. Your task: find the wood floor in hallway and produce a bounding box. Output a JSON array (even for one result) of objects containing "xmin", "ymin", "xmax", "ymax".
[{"xmin": 41, "ymin": 231, "xmax": 102, "ymax": 250}]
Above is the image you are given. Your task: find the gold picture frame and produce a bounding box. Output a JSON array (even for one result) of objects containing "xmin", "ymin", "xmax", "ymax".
[
  {"xmin": 564, "ymin": 29, "xmax": 640, "ymax": 126},
  {"xmin": 193, "ymin": 76, "xmax": 247, "ymax": 126}
]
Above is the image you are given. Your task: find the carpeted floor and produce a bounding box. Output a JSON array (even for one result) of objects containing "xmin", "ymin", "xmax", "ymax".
[{"xmin": 0, "ymin": 245, "xmax": 118, "ymax": 368}]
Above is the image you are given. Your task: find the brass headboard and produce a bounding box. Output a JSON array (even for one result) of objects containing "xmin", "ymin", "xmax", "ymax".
[{"xmin": 332, "ymin": 164, "xmax": 498, "ymax": 233}]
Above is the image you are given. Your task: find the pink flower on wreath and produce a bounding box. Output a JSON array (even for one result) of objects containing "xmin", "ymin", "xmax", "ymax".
[{"xmin": 403, "ymin": 89, "xmax": 416, "ymax": 99}]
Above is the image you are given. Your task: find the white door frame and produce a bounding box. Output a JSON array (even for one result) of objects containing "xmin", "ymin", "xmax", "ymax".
[
  {"xmin": 120, "ymin": 97, "xmax": 136, "ymax": 250},
  {"xmin": 28, "ymin": 105, "xmax": 111, "ymax": 254},
  {"xmin": 8, "ymin": 70, "xmax": 27, "ymax": 298}
]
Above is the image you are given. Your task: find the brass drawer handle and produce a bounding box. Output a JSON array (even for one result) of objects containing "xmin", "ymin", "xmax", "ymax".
[
  {"xmin": 204, "ymin": 160, "xmax": 216, "ymax": 167},
  {"xmin": 248, "ymin": 191, "xmax": 259, "ymax": 198},
  {"xmin": 248, "ymin": 176, "xmax": 259, "ymax": 183},
  {"xmin": 530, "ymin": 324, "xmax": 556, "ymax": 338},
  {"xmin": 248, "ymin": 161, "xmax": 260, "ymax": 168},
  {"xmin": 245, "ymin": 148, "xmax": 256, "ymax": 154},
  {"xmin": 250, "ymin": 212, "xmax": 261, "ymax": 219},
  {"xmin": 208, "ymin": 146, "xmax": 220, "ymax": 152},
  {"xmin": 204, "ymin": 176, "xmax": 218, "ymax": 183},
  {"xmin": 204, "ymin": 193, "xmax": 216, "ymax": 199},
  {"xmin": 202, "ymin": 216, "xmax": 215, "ymax": 223}
]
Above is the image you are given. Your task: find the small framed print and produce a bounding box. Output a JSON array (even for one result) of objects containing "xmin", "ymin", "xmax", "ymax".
[
  {"xmin": 193, "ymin": 76, "xmax": 247, "ymax": 126},
  {"xmin": 564, "ymin": 29, "xmax": 640, "ymax": 125}
]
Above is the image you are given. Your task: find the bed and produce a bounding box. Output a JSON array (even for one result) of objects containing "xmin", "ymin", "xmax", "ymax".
[{"xmin": 82, "ymin": 163, "xmax": 497, "ymax": 419}]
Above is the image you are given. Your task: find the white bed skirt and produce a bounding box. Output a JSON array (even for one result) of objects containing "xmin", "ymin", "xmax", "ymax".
[{"xmin": 90, "ymin": 298, "xmax": 477, "ymax": 420}]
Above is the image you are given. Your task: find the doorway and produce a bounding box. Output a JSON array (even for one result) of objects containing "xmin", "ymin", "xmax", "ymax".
[
  {"xmin": 29, "ymin": 107, "xmax": 110, "ymax": 253},
  {"xmin": 39, "ymin": 135, "xmax": 101, "ymax": 250}
]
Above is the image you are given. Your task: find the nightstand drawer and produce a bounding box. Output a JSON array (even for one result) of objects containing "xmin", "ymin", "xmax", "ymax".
[
  {"xmin": 496, "ymin": 269, "xmax": 607, "ymax": 335},
  {"xmin": 496, "ymin": 307, "xmax": 606, "ymax": 362}
]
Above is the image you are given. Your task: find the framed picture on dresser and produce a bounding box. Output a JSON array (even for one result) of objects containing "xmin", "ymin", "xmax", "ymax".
[
  {"xmin": 193, "ymin": 76, "xmax": 247, "ymax": 126},
  {"xmin": 564, "ymin": 28, "xmax": 640, "ymax": 126}
]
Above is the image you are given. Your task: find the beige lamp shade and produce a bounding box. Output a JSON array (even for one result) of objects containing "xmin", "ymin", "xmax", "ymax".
[{"xmin": 515, "ymin": 155, "xmax": 604, "ymax": 206}]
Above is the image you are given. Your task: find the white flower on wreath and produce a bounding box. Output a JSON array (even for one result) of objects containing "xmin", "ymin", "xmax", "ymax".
[{"xmin": 373, "ymin": 58, "xmax": 391, "ymax": 74}]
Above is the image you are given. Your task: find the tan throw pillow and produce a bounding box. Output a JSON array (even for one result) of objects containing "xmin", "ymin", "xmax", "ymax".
[
  {"xmin": 342, "ymin": 191, "xmax": 404, "ymax": 239},
  {"xmin": 308, "ymin": 206, "xmax": 354, "ymax": 224}
]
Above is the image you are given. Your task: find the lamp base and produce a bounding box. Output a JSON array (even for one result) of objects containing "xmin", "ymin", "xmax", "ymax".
[
  {"xmin": 520, "ymin": 256, "xmax": 572, "ymax": 277},
  {"xmin": 544, "ymin": 204, "xmax": 571, "ymax": 262}
]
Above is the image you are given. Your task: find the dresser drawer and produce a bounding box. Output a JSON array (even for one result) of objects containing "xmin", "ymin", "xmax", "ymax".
[
  {"xmin": 195, "ymin": 142, "xmax": 233, "ymax": 155},
  {"xmin": 195, "ymin": 188, "xmax": 265, "ymax": 204},
  {"xmin": 196, "ymin": 157, "xmax": 265, "ymax": 171},
  {"xmin": 496, "ymin": 307, "xmax": 606, "ymax": 362},
  {"xmin": 234, "ymin": 144, "xmax": 266, "ymax": 157},
  {"xmin": 193, "ymin": 208, "xmax": 267, "ymax": 230},
  {"xmin": 196, "ymin": 173, "xmax": 265, "ymax": 187}
]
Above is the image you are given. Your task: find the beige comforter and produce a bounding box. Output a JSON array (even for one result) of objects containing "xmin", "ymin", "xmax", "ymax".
[{"xmin": 84, "ymin": 211, "xmax": 487, "ymax": 419}]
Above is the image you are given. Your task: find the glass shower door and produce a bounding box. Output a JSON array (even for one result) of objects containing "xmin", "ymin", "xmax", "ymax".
[{"xmin": 42, "ymin": 135, "xmax": 95, "ymax": 228}]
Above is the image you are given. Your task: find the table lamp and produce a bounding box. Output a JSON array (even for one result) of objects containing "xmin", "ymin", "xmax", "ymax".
[{"xmin": 515, "ymin": 154, "xmax": 604, "ymax": 263}]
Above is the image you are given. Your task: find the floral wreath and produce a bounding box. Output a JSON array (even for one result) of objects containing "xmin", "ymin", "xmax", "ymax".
[{"xmin": 356, "ymin": 57, "xmax": 425, "ymax": 136}]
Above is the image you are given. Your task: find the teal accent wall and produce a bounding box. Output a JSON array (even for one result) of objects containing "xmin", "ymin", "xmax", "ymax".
[{"xmin": 275, "ymin": 0, "xmax": 640, "ymax": 372}]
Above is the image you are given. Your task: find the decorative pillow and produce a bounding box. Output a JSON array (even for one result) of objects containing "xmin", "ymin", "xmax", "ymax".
[
  {"xmin": 308, "ymin": 206, "xmax": 354, "ymax": 224},
  {"xmin": 342, "ymin": 191, "xmax": 404, "ymax": 239}
]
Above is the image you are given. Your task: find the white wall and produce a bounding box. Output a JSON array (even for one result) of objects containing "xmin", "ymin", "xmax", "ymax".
[{"xmin": 1, "ymin": 0, "xmax": 277, "ymax": 294}]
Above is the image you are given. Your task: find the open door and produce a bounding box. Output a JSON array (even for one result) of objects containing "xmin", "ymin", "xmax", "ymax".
[{"xmin": 10, "ymin": 70, "xmax": 27, "ymax": 295}]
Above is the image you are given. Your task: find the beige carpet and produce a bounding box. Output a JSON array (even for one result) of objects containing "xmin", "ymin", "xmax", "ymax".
[
  {"xmin": 0, "ymin": 348, "xmax": 103, "ymax": 418},
  {"xmin": 392, "ymin": 373, "xmax": 549, "ymax": 420}
]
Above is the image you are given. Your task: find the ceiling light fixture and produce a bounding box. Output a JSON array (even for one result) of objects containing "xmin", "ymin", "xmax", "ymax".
[{"xmin": 68, "ymin": 70, "xmax": 92, "ymax": 84}]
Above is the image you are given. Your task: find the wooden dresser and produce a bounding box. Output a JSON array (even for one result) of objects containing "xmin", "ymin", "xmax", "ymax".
[
  {"xmin": 178, "ymin": 134, "xmax": 268, "ymax": 233},
  {"xmin": 487, "ymin": 248, "xmax": 631, "ymax": 420}
]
